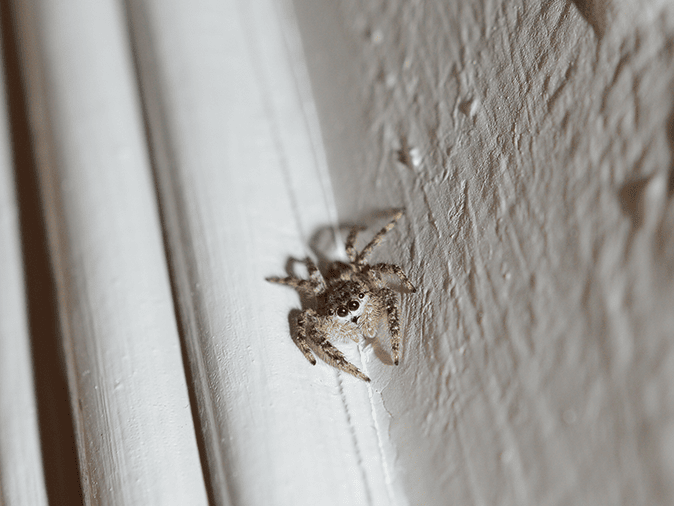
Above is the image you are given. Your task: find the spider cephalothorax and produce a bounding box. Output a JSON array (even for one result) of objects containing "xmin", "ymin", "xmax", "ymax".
[
  {"xmin": 320, "ymin": 280, "xmax": 366, "ymax": 317},
  {"xmin": 267, "ymin": 210, "xmax": 416, "ymax": 381}
]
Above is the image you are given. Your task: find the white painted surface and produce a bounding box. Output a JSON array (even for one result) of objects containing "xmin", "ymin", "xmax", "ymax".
[
  {"xmin": 127, "ymin": 0, "xmax": 397, "ymax": 504},
  {"xmin": 0, "ymin": 34, "xmax": 49, "ymax": 506},
  {"xmin": 9, "ymin": 0, "xmax": 208, "ymax": 503}
]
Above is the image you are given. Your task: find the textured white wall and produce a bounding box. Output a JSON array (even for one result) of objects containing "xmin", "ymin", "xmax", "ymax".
[{"xmin": 294, "ymin": 0, "xmax": 674, "ymax": 504}]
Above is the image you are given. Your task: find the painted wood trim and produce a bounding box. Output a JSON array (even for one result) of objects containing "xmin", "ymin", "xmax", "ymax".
[
  {"xmin": 126, "ymin": 0, "xmax": 401, "ymax": 504},
  {"xmin": 9, "ymin": 0, "xmax": 208, "ymax": 503},
  {"xmin": 0, "ymin": 31, "xmax": 49, "ymax": 506}
]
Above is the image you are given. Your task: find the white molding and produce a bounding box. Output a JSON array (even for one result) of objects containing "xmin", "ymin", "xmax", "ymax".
[
  {"xmin": 10, "ymin": 0, "xmax": 208, "ymax": 503},
  {"xmin": 0, "ymin": 35, "xmax": 49, "ymax": 506},
  {"xmin": 127, "ymin": 0, "xmax": 400, "ymax": 503}
]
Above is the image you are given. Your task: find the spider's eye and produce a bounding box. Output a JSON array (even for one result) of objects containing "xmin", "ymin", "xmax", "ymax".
[
  {"xmin": 337, "ymin": 307, "xmax": 348, "ymax": 317},
  {"xmin": 327, "ymin": 309, "xmax": 334, "ymax": 316},
  {"xmin": 358, "ymin": 293, "xmax": 365, "ymax": 299},
  {"xmin": 348, "ymin": 300, "xmax": 359, "ymax": 311}
]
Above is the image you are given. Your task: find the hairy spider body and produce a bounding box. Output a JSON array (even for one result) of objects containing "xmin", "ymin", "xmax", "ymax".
[{"xmin": 267, "ymin": 210, "xmax": 416, "ymax": 382}]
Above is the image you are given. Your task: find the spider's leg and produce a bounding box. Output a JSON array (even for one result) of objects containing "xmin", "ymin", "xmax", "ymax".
[
  {"xmin": 356, "ymin": 209, "xmax": 404, "ymax": 266},
  {"xmin": 295, "ymin": 310, "xmax": 318, "ymax": 365},
  {"xmin": 382, "ymin": 288, "xmax": 402, "ymax": 365},
  {"xmin": 371, "ymin": 263, "xmax": 417, "ymax": 292},
  {"xmin": 266, "ymin": 275, "xmax": 317, "ymax": 294},
  {"xmin": 310, "ymin": 332, "xmax": 371, "ymax": 382},
  {"xmin": 304, "ymin": 257, "xmax": 327, "ymax": 293},
  {"xmin": 345, "ymin": 226, "xmax": 366, "ymax": 263}
]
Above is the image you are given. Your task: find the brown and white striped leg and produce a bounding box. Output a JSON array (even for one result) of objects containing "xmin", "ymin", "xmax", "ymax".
[
  {"xmin": 295, "ymin": 310, "xmax": 317, "ymax": 365},
  {"xmin": 356, "ymin": 209, "xmax": 404, "ymax": 265},
  {"xmin": 383, "ymin": 288, "xmax": 402, "ymax": 365},
  {"xmin": 345, "ymin": 226, "xmax": 365, "ymax": 263},
  {"xmin": 304, "ymin": 257, "xmax": 326, "ymax": 293},
  {"xmin": 311, "ymin": 334, "xmax": 370, "ymax": 382},
  {"xmin": 371, "ymin": 262, "xmax": 417, "ymax": 292},
  {"xmin": 266, "ymin": 275, "xmax": 316, "ymax": 294}
]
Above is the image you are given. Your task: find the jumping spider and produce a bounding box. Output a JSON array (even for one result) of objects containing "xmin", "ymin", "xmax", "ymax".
[{"xmin": 266, "ymin": 209, "xmax": 416, "ymax": 382}]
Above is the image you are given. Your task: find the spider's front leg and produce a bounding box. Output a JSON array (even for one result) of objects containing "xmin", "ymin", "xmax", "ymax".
[
  {"xmin": 382, "ymin": 288, "xmax": 402, "ymax": 365},
  {"xmin": 295, "ymin": 309, "xmax": 318, "ymax": 365},
  {"xmin": 371, "ymin": 263, "xmax": 417, "ymax": 292},
  {"xmin": 307, "ymin": 320, "xmax": 370, "ymax": 382}
]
